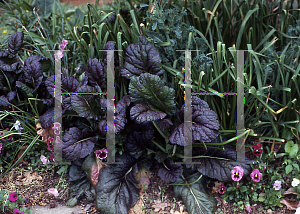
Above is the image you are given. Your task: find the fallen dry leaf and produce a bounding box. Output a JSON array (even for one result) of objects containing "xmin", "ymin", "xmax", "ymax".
[
  {"xmin": 135, "ymin": 168, "xmax": 151, "ymax": 193},
  {"xmin": 36, "ymin": 122, "xmax": 55, "ymax": 143},
  {"xmin": 283, "ymin": 187, "xmax": 299, "ymax": 195},
  {"xmin": 22, "ymin": 171, "xmax": 43, "ymax": 185},
  {"xmin": 128, "ymin": 198, "xmax": 145, "ymax": 214},
  {"xmin": 211, "ymin": 181, "xmax": 224, "ymax": 194},
  {"xmin": 153, "ymin": 199, "xmax": 168, "ymax": 212},
  {"xmin": 280, "ymin": 199, "xmax": 300, "ymax": 210}
]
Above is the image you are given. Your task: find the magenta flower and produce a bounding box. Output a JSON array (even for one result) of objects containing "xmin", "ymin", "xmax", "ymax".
[
  {"xmin": 273, "ymin": 180, "xmax": 282, "ymax": 190},
  {"xmin": 95, "ymin": 149, "xmax": 108, "ymax": 160},
  {"xmin": 0, "ymin": 143, "xmax": 2, "ymax": 153},
  {"xmin": 13, "ymin": 209, "xmax": 24, "ymax": 214},
  {"xmin": 250, "ymin": 169, "xmax": 262, "ymax": 182},
  {"xmin": 47, "ymin": 136, "xmax": 54, "ymax": 143},
  {"xmin": 231, "ymin": 166, "xmax": 244, "ymax": 181},
  {"xmin": 52, "ymin": 122, "xmax": 61, "ymax": 135},
  {"xmin": 1, "ymin": 128, "xmax": 12, "ymax": 141},
  {"xmin": 218, "ymin": 185, "xmax": 226, "ymax": 194},
  {"xmin": 8, "ymin": 192, "xmax": 18, "ymax": 201},
  {"xmin": 245, "ymin": 205, "xmax": 252, "ymax": 213}
]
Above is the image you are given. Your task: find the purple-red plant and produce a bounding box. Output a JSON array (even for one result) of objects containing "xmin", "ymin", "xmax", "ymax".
[{"xmin": 252, "ymin": 144, "xmax": 263, "ymax": 156}]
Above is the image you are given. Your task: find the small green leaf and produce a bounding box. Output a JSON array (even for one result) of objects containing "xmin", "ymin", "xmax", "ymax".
[
  {"xmin": 66, "ymin": 197, "xmax": 78, "ymax": 207},
  {"xmin": 258, "ymin": 196, "xmax": 265, "ymax": 202},
  {"xmin": 285, "ymin": 165, "xmax": 293, "ymax": 174},
  {"xmin": 285, "ymin": 140, "xmax": 298, "ymax": 157},
  {"xmin": 293, "ymin": 164, "xmax": 299, "ymax": 171}
]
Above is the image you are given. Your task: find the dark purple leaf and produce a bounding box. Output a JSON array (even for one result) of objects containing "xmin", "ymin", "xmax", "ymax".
[
  {"xmin": 62, "ymin": 127, "xmax": 96, "ymax": 161},
  {"xmin": 0, "ymin": 62, "xmax": 20, "ymax": 72},
  {"xmin": 40, "ymin": 107, "xmax": 54, "ymax": 129},
  {"xmin": 45, "ymin": 75, "xmax": 80, "ymax": 111},
  {"xmin": 98, "ymin": 114, "xmax": 127, "ymax": 134},
  {"xmin": 85, "ymin": 58, "xmax": 106, "ymax": 92},
  {"xmin": 7, "ymin": 91, "xmax": 17, "ymax": 101},
  {"xmin": 24, "ymin": 55, "xmax": 41, "ymax": 66},
  {"xmin": 70, "ymin": 85, "xmax": 101, "ymax": 120},
  {"xmin": 0, "ymin": 96, "xmax": 9, "ymax": 106},
  {"xmin": 130, "ymin": 104, "xmax": 167, "ymax": 123},
  {"xmin": 169, "ymin": 97, "xmax": 219, "ymax": 145},
  {"xmin": 23, "ymin": 60, "xmax": 43, "ymax": 92},
  {"xmin": 8, "ymin": 32, "xmax": 24, "ymax": 55},
  {"xmin": 124, "ymin": 130, "xmax": 154, "ymax": 159},
  {"xmin": 156, "ymin": 118, "xmax": 173, "ymax": 131},
  {"xmin": 158, "ymin": 159, "xmax": 183, "ymax": 183},
  {"xmin": 190, "ymin": 140, "xmax": 255, "ymax": 182},
  {"xmin": 120, "ymin": 36, "xmax": 164, "ymax": 79},
  {"xmin": 96, "ymin": 153, "xmax": 140, "ymax": 213},
  {"xmin": 129, "ymin": 73, "xmax": 176, "ymax": 116}
]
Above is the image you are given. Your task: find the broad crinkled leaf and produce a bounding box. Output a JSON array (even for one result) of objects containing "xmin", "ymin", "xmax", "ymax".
[
  {"xmin": 130, "ymin": 104, "xmax": 167, "ymax": 123},
  {"xmin": 23, "ymin": 60, "xmax": 43, "ymax": 92},
  {"xmin": 99, "ymin": 95, "xmax": 131, "ymax": 115},
  {"xmin": 62, "ymin": 127, "xmax": 96, "ymax": 161},
  {"xmin": 8, "ymin": 32, "xmax": 24, "ymax": 55},
  {"xmin": 40, "ymin": 107, "xmax": 55, "ymax": 129},
  {"xmin": 69, "ymin": 159, "xmax": 86, "ymax": 182},
  {"xmin": 16, "ymin": 81, "xmax": 34, "ymax": 97},
  {"xmin": 124, "ymin": 130, "xmax": 154, "ymax": 159},
  {"xmin": 173, "ymin": 172, "xmax": 217, "ymax": 214},
  {"xmin": 85, "ymin": 58, "xmax": 106, "ymax": 92},
  {"xmin": 98, "ymin": 114, "xmax": 127, "ymax": 134},
  {"xmin": 157, "ymin": 159, "xmax": 183, "ymax": 183},
  {"xmin": 189, "ymin": 137, "xmax": 255, "ymax": 182},
  {"xmin": 0, "ymin": 91, "xmax": 17, "ymax": 106},
  {"xmin": 120, "ymin": 36, "xmax": 164, "ymax": 79},
  {"xmin": 0, "ymin": 62, "xmax": 20, "ymax": 72},
  {"xmin": 71, "ymin": 85, "xmax": 101, "ymax": 120},
  {"xmin": 156, "ymin": 118, "xmax": 173, "ymax": 131},
  {"xmin": 96, "ymin": 153, "xmax": 140, "ymax": 214},
  {"xmin": 129, "ymin": 73, "xmax": 176, "ymax": 115},
  {"xmin": 45, "ymin": 75, "xmax": 80, "ymax": 111},
  {"xmin": 169, "ymin": 97, "xmax": 219, "ymax": 145}
]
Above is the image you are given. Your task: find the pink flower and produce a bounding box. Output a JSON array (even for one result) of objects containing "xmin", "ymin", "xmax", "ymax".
[
  {"xmin": 48, "ymin": 188, "xmax": 59, "ymax": 197},
  {"xmin": 54, "ymin": 50, "xmax": 63, "ymax": 62},
  {"xmin": 52, "ymin": 122, "xmax": 61, "ymax": 135},
  {"xmin": 218, "ymin": 185, "xmax": 226, "ymax": 194},
  {"xmin": 245, "ymin": 205, "xmax": 252, "ymax": 213},
  {"xmin": 231, "ymin": 166, "xmax": 244, "ymax": 181},
  {"xmin": 8, "ymin": 192, "xmax": 18, "ymax": 201},
  {"xmin": 0, "ymin": 143, "xmax": 2, "ymax": 153},
  {"xmin": 40, "ymin": 155, "xmax": 50, "ymax": 164},
  {"xmin": 47, "ymin": 136, "xmax": 54, "ymax": 143},
  {"xmin": 95, "ymin": 149, "xmax": 108, "ymax": 160},
  {"xmin": 250, "ymin": 169, "xmax": 262, "ymax": 182},
  {"xmin": 59, "ymin": 38, "xmax": 68, "ymax": 50},
  {"xmin": 55, "ymin": 136, "xmax": 62, "ymax": 145}
]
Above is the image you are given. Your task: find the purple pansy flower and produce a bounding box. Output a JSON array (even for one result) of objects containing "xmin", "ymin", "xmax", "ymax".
[
  {"xmin": 55, "ymin": 136, "xmax": 62, "ymax": 145},
  {"xmin": 250, "ymin": 169, "xmax": 262, "ymax": 182},
  {"xmin": 0, "ymin": 143, "xmax": 2, "ymax": 153},
  {"xmin": 245, "ymin": 205, "xmax": 252, "ymax": 213},
  {"xmin": 231, "ymin": 166, "xmax": 244, "ymax": 181},
  {"xmin": 273, "ymin": 180, "xmax": 282, "ymax": 190},
  {"xmin": 54, "ymin": 50, "xmax": 63, "ymax": 62}
]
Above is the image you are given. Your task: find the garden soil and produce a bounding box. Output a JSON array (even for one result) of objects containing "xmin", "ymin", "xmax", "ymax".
[{"xmin": 0, "ymin": 161, "xmax": 297, "ymax": 214}]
